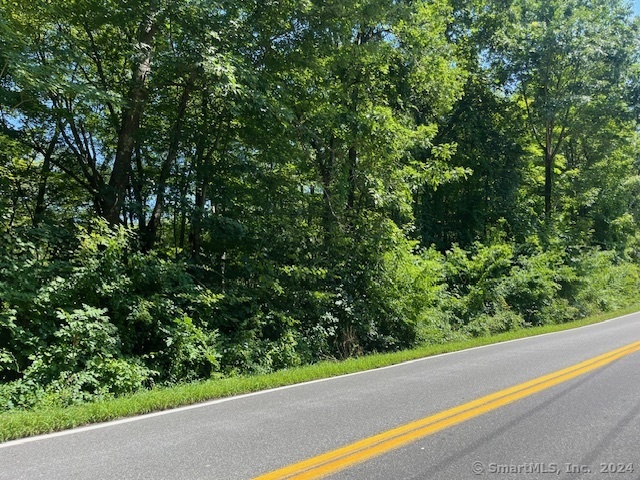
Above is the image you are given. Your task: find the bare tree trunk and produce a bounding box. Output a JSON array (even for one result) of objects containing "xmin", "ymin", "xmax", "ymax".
[
  {"xmin": 142, "ymin": 72, "xmax": 195, "ymax": 251},
  {"xmin": 544, "ymin": 125, "xmax": 553, "ymax": 219},
  {"xmin": 347, "ymin": 146, "xmax": 356, "ymax": 211},
  {"xmin": 33, "ymin": 129, "xmax": 59, "ymax": 226},
  {"xmin": 346, "ymin": 81, "xmax": 359, "ymax": 215},
  {"xmin": 190, "ymin": 100, "xmax": 230, "ymax": 260},
  {"xmin": 189, "ymin": 94, "xmax": 210, "ymax": 260},
  {"xmin": 104, "ymin": 13, "xmax": 158, "ymax": 225},
  {"xmin": 315, "ymin": 137, "xmax": 336, "ymax": 249},
  {"xmin": 131, "ymin": 144, "xmax": 146, "ymax": 232}
]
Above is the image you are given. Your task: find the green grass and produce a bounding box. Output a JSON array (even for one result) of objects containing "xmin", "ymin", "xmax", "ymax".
[{"xmin": 1, "ymin": 305, "xmax": 639, "ymax": 443}]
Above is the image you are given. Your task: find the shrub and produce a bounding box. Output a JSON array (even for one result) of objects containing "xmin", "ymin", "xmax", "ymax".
[
  {"xmin": 0, "ymin": 305, "xmax": 155, "ymax": 410},
  {"xmin": 497, "ymin": 249, "xmax": 575, "ymax": 325},
  {"xmin": 464, "ymin": 310, "xmax": 525, "ymax": 337},
  {"xmin": 574, "ymin": 250, "xmax": 640, "ymax": 316}
]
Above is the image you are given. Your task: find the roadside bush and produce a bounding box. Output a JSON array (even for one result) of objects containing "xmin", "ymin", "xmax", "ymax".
[
  {"xmin": 416, "ymin": 311, "xmax": 467, "ymax": 344},
  {"xmin": 574, "ymin": 250, "xmax": 640, "ymax": 315},
  {"xmin": 322, "ymin": 218, "xmax": 449, "ymax": 356},
  {"xmin": 0, "ymin": 305, "xmax": 155, "ymax": 410},
  {"xmin": 160, "ymin": 315, "xmax": 221, "ymax": 383},
  {"xmin": 497, "ymin": 248, "xmax": 576, "ymax": 325},
  {"xmin": 442, "ymin": 242, "xmax": 514, "ymax": 325},
  {"xmin": 464, "ymin": 309, "xmax": 525, "ymax": 337},
  {"xmin": 2, "ymin": 216, "xmax": 639, "ymax": 413},
  {"xmin": 0, "ymin": 221, "xmax": 226, "ymax": 409}
]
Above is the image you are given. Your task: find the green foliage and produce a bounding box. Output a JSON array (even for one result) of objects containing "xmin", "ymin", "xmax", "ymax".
[
  {"xmin": 0, "ymin": 222, "xmax": 227, "ymax": 409},
  {"xmin": 442, "ymin": 242, "xmax": 515, "ymax": 324},
  {"xmin": 573, "ymin": 250, "xmax": 640, "ymax": 316},
  {"xmin": 464, "ymin": 310, "xmax": 525, "ymax": 337},
  {"xmin": 0, "ymin": 305, "xmax": 154, "ymax": 410},
  {"xmin": 161, "ymin": 316, "xmax": 220, "ymax": 383},
  {"xmin": 1, "ymin": 0, "xmax": 639, "ymax": 414},
  {"xmin": 497, "ymin": 248, "xmax": 576, "ymax": 325}
]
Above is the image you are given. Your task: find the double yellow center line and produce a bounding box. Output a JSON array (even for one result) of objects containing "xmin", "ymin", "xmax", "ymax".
[{"xmin": 254, "ymin": 340, "xmax": 640, "ymax": 480}]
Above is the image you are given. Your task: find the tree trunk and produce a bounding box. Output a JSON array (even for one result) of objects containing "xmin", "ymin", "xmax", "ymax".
[
  {"xmin": 33, "ymin": 130, "xmax": 59, "ymax": 226},
  {"xmin": 104, "ymin": 13, "xmax": 158, "ymax": 225},
  {"xmin": 346, "ymin": 78, "xmax": 359, "ymax": 215},
  {"xmin": 347, "ymin": 146, "xmax": 356, "ymax": 211},
  {"xmin": 544, "ymin": 150, "xmax": 552, "ymax": 218},
  {"xmin": 143, "ymin": 73, "xmax": 194, "ymax": 251},
  {"xmin": 544, "ymin": 125, "xmax": 553, "ymax": 219},
  {"xmin": 316, "ymin": 137, "xmax": 335, "ymax": 248},
  {"xmin": 190, "ymin": 173, "xmax": 207, "ymax": 259}
]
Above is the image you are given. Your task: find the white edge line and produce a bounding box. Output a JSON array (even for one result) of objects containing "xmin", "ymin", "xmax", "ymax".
[{"xmin": 1, "ymin": 310, "xmax": 638, "ymax": 449}]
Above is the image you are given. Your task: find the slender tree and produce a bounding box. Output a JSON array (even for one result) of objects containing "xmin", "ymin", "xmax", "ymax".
[{"xmin": 491, "ymin": 0, "xmax": 636, "ymax": 220}]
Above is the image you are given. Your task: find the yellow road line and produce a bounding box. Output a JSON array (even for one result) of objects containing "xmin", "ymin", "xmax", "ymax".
[{"xmin": 254, "ymin": 340, "xmax": 640, "ymax": 480}]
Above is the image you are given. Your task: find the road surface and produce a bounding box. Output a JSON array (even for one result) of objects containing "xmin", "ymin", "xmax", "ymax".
[{"xmin": 1, "ymin": 312, "xmax": 639, "ymax": 479}]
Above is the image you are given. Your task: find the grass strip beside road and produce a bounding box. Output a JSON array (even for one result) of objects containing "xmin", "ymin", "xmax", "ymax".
[{"xmin": 1, "ymin": 305, "xmax": 639, "ymax": 443}]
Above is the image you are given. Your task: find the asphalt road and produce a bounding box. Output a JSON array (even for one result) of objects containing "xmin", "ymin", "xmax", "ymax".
[{"xmin": 1, "ymin": 313, "xmax": 639, "ymax": 480}]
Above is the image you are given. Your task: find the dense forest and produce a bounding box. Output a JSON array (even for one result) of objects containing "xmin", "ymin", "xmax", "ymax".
[{"xmin": 1, "ymin": 0, "xmax": 640, "ymax": 410}]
